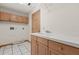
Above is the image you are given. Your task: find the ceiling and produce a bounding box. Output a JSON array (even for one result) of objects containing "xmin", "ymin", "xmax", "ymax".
[{"xmin": 0, "ymin": 3, "xmax": 40, "ymax": 15}]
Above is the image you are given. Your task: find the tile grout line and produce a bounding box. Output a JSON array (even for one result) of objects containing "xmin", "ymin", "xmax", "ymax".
[
  {"xmin": 2, "ymin": 46, "xmax": 6, "ymax": 55},
  {"xmin": 11, "ymin": 44, "xmax": 13, "ymax": 55},
  {"xmin": 17, "ymin": 45, "xmax": 23, "ymax": 55},
  {"xmin": 0, "ymin": 47, "xmax": 1, "ymax": 55},
  {"xmin": 23, "ymin": 42, "xmax": 31, "ymax": 54},
  {"xmin": 0, "ymin": 42, "xmax": 31, "ymax": 55},
  {"xmin": 23, "ymin": 43, "xmax": 30, "ymax": 52},
  {"xmin": 23, "ymin": 42, "xmax": 31, "ymax": 52}
]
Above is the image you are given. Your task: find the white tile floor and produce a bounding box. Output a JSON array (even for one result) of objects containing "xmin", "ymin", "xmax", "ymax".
[{"xmin": 0, "ymin": 42, "xmax": 31, "ymax": 55}]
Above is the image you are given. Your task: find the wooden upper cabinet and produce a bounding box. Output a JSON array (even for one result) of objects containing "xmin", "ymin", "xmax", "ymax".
[
  {"xmin": 21, "ymin": 16, "xmax": 28, "ymax": 24},
  {"xmin": 10, "ymin": 14, "xmax": 17, "ymax": 22},
  {"xmin": 0, "ymin": 12, "xmax": 28, "ymax": 24},
  {"xmin": 32, "ymin": 10, "xmax": 40, "ymax": 33},
  {"xmin": 0, "ymin": 12, "xmax": 10, "ymax": 21},
  {"xmin": 17, "ymin": 16, "xmax": 28, "ymax": 24}
]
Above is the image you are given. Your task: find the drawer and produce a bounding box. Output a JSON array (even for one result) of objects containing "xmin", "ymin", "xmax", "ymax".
[
  {"xmin": 49, "ymin": 48, "xmax": 63, "ymax": 55},
  {"xmin": 49, "ymin": 40, "xmax": 63, "ymax": 52},
  {"xmin": 37, "ymin": 37, "xmax": 48, "ymax": 46},
  {"xmin": 49, "ymin": 39, "xmax": 79, "ymax": 55},
  {"xmin": 62, "ymin": 44, "xmax": 79, "ymax": 55}
]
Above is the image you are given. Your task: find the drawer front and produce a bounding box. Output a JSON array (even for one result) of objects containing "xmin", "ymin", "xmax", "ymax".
[
  {"xmin": 62, "ymin": 44, "xmax": 79, "ymax": 55},
  {"xmin": 49, "ymin": 40, "xmax": 63, "ymax": 52},
  {"xmin": 37, "ymin": 37, "xmax": 48, "ymax": 46},
  {"xmin": 49, "ymin": 48, "xmax": 63, "ymax": 55},
  {"xmin": 38, "ymin": 42, "xmax": 48, "ymax": 55}
]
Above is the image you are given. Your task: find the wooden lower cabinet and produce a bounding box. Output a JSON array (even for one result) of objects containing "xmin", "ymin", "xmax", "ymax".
[
  {"xmin": 38, "ymin": 42, "xmax": 48, "ymax": 55},
  {"xmin": 49, "ymin": 40, "xmax": 79, "ymax": 55},
  {"xmin": 31, "ymin": 36, "xmax": 38, "ymax": 55},
  {"xmin": 62, "ymin": 44, "xmax": 79, "ymax": 55},
  {"xmin": 31, "ymin": 35, "xmax": 79, "ymax": 55},
  {"xmin": 31, "ymin": 43, "xmax": 38, "ymax": 55},
  {"xmin": 49, "ymin": 49, "xmax": 62, "ymax": 55},
  {"xmin": 31, "ymin": 35, "xmax": 48, "ymax": 55}
]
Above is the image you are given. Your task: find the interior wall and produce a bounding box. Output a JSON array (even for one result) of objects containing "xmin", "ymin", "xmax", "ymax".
[
  {"xmin": 41, "ymin": 3, "xmax": 79, "ymax": 36},
  {"xmin": 0, "ymin": 6, "xmax": 30, "ymax": 44},
  {"xmin": 0, "ymin": 22, "xmax": 29, "ymax": 45}
]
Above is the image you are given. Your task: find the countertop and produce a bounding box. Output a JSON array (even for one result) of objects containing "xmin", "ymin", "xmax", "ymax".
[{"xmin": 31, "ymin": 32, "xmax": 79, "ymax": 48}]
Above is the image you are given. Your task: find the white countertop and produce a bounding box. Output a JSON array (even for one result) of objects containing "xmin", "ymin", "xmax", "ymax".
[{"xmin": 31, "ymin": 32, "xmax": 79, "ymax": 48}]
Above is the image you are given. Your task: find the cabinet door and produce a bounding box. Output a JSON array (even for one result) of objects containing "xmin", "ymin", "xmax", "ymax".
[
  {"xmin": 17, "ymin": 16, "xmax": 28, "ymax": 24},
  {"xmin": 48, "ymin": 40, "xmax": 64, "ymax": 55},
  {"xmin": 38, "ymin": 42, "xmax": 48, "ymax": 55},
  {"xmin": 17, "ymin": 16, "xmax": 23, "ymax": 23},
  {"xmin": 31, "ymin": 36, "xmax": 38, "ymax": 55},
  {"xmin": 62, "ymin": 44, "xmax": 79, "ymax": 55},
  {"xmin": 32, "ymin": 10, "xmax": 40, "ymax": 33},
  {"xmin": 10, "ymin": 14, "xmax": 17, "ymax": 22},
  {"xmin": 0, "ymin": 12, "xmax": 10, "ymax": 21},
  {"xmin": 21, "ymin": 16, "xmax": 28, "ymax": 24}
]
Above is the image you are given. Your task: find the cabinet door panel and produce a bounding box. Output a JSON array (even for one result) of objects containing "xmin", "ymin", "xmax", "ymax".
[
  {"xmin": 31, "ymin": 43, "xmax": 38, "ymax": 55},
  {"xmin": 0, "ymin": 12, "xmax": 10, "ymax": 21},
  {"xmin": 21, "ymin": 16, "xmax": 28, "ymax": 23},
  {"xmin": 31, "ymin": 36, "xmax": 38, "ymax": 55},
  {"xmin": 49, "ymin": 40, "xmax": 63, "ymax": 52},
  {"xmin": 38, "ymin": 42, "xmax": 48, "ymax": 55},
  {"xmin": 32, "ymin": 10, "xmax": 40, "ymax": 33},
  {"xmin": 10, "ymin": 14, "xmax": 17, "ymax": 22},
  {"xmin": 49, "ymin": 49, "xmax": 63, "ymax": 55},
  {"xmin": 17, "ymin": 16, "xmax": 28, "ymax": 24},
  {"xmin": 62, "ymin": 44, "xmax": 79, "ymax": 55}
]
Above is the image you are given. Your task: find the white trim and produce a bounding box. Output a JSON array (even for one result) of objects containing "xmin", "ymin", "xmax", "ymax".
[{"xmin": 32, "ymin": 8, "xmax": 40, "ymax": 14}]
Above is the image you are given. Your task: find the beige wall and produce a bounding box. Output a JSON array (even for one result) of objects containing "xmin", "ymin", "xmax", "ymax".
[
  {"xmin": 0, "ymin": 7, "xmax": 30, "ymax": 45},
  {"xmin": 0, "ymin": 22, "xmax": 29, "ymax": 45},
  {"xmin": 41, "ymin": 3, "xmax": 79, "ymax": 36}
]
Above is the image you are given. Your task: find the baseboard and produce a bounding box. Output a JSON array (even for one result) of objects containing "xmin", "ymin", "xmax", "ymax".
[
  {"xmin": 0, "ymin": 40, "xmax": 30, "ymax": 48},
  {"xmin": 0, "ymin": 43, "xmax": 13, "ymax": 48}
]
